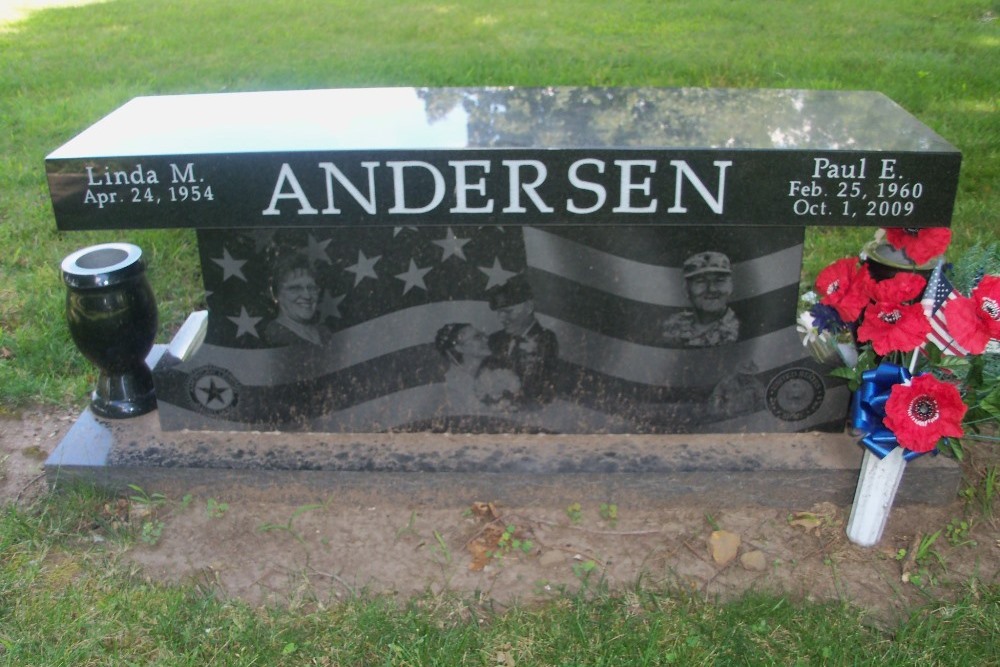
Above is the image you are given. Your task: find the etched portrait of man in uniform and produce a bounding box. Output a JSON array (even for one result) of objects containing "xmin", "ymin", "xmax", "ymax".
[
  {"xmin": 661, "ymin": 250, "xmax": 740, "ymax": 347},
  {"xmin": 487, "ymin": 276, "xmax": 559, "ymax": 403}
]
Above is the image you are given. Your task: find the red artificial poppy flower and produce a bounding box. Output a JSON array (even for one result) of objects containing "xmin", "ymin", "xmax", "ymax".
[
  {"xmin": 871, "ymin": 272, "xmax": 926, "ymax": 303},
  {"xmin": 815, "ymin": 258, "xmax": 874, "ymax": 322},
  {"xmin": 944, "ymin": 275, "xmax": 1000, "ymax": 354},
  {"xmin": 884, "ymin": 374, "xmax": 966, "ymax": 453},
  {"xmin": 884, "ymin": 228, "xmax": 952, "ymax": 266},
  {"xmin": 856, "ymin": 301, "xmax": 931, "ymax": 355}
]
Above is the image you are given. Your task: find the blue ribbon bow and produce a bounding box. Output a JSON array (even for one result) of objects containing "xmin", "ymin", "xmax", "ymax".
[{"xmin": 851, "ymin": 362, "xmax": 931, "ymax": 462}]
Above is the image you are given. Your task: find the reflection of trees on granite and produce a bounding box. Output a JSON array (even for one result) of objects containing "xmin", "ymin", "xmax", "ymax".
[{"xmin": 416, "ymin": 87, "xmax": 952, "ymax": 152}]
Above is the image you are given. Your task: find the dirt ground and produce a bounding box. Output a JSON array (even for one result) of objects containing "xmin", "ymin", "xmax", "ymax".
[{"xmin": 2, "ymin": 405, "xmax": 999, "ymax": 625}]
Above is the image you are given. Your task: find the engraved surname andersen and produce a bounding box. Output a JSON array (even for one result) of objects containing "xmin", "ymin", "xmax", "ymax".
[{"xmin": 261, "ymin": 158, "xmax": 733, "ymax": 218}]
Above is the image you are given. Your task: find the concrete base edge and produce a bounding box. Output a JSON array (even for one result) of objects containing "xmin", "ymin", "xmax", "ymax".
[{"xmin": 43, "ymin": 405, "xmax": 961, "ymax": 509}]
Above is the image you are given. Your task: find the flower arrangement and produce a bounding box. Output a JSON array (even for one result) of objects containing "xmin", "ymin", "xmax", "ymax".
[{"xmin": 800, "ymin": 228, "xmax": 1000, "ymax": 460}]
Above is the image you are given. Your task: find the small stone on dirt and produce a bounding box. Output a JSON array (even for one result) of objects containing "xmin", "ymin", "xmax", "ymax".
[
  {"xmin": 740, "ymin": 550, "xmax": 768, "ymax": 572},
  {"xmin": 709, "ymin": 530, "xmax": 741, "ymax": 565},
  {"xmin": 539, "ymin": 550, "xmax": 566, "ymax": 567}
]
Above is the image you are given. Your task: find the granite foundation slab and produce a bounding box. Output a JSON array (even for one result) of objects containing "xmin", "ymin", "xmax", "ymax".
[{"xmin": 45, "ymin": 405, "xmax": 960, "ymax": 508}]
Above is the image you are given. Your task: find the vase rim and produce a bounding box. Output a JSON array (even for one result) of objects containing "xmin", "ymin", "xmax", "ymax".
[
  {"xmin": 62, "ymin": 242, "xmax": 144, "ymax": 288},
  {"xmin": 862, "ymin": 240, "xmax": 940, "ymax": 271}
]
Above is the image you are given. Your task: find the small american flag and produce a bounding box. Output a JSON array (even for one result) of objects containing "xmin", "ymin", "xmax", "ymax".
[{"xmin": 921, "ymin": 261, "xmax": 969, "ymax": 356}]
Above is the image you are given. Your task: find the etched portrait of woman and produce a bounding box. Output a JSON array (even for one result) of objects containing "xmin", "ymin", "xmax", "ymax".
[
  {"xmin": 435, "ymin": 322, "xmax": 521, "ymax": 410},
  {"xmin": 263, "ymin": 252, "xmax": 333, "ymax": 346}
]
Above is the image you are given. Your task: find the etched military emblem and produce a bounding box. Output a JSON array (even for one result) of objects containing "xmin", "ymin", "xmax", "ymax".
[
  {"xmin": 765, "ymin": 368, "xmax": 826, "ymax": 422},
  {"xmin": 188, "ymin": 366, "xmax": 239, "ymax": 413}
]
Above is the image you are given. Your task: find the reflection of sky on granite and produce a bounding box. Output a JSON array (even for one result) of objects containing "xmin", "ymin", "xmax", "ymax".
[
  {"xmin": 49, "ymin": 88, "xmax": 471, "ymax": 157},
  {"xmin": 49, "ymin": 87, "xmax": 955, "ymax": 159}
]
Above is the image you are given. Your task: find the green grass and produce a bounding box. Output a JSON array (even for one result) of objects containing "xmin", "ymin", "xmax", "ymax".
[
  {"xmin": 1, "ymin": 0, "xmax": 997, "ymax": 406},
  {"xmin": 2, "ymin": 486, "xmax": 1000, "ymax": 665}
]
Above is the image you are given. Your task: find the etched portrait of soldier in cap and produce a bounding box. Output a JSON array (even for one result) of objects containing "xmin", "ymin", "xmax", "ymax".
[
  {"xmin": 487, "ymin": 275, "xmax": 559, "ymax": 403},
  {"xmin": 661, "ymin": 251, "xmax": 740, "ymax": 348}
]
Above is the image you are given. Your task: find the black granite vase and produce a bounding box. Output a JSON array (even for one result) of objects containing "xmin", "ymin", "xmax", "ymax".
[{"xmin": 61, "ymin": 243, "xmax": 158, "ymax": 418}]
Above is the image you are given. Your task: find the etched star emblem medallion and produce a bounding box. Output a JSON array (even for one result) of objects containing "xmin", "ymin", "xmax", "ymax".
[{"xmin": 187, "ymin": 366, "xmax": 239, "ymax": 413}]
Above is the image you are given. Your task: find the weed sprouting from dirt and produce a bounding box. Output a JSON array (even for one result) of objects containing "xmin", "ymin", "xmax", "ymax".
[
  {"xmin": 257, "ymin": 502, "xmax": 325, "ymax": 545},
  {"xmin": 206, "ymin": 498, "xmax": 229, "ymax": 519}
]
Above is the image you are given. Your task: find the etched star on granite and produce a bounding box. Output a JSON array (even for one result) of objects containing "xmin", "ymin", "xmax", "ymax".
[
  {"xmin": 320, "ymin": 292, "xmax": 346, "ymax": 319},
  {"xmin": 478, "ymin": 256, "xmax": 519, "ymax": 290},
  {"xmin": 432, "ymin": 227, "xmax": 471, "ymax": 261},
  {"xmin": 345, "ymin": 250, "xmax": 381, "ymax": 286},
  {"xmin": 395, "ymin": 259, "xmax": 433, "ymax": 295},
  {"xmin": 303, "ymin": 234, "xmax": 333, "ymax": 265},
  {"xmin": 243, "ymin": 228, "xmax": 276, "ymax": 254},
  {"xmin": 211, "ymin": 247, "xmax": 248, "ymax": 282},
  {"xmin": 227, "ymin": 306, "xmax": 262, "ymax": 338}
]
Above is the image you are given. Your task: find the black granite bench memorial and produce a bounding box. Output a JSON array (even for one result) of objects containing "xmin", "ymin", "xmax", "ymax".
[{"xmin": 43, "ymin": 88, "xmax": 963, "ymax": 505}]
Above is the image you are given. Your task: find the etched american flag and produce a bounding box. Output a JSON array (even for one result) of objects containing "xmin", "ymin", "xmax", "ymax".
[{"xmin": 152, "ymin": 224, "xmax": 849, "ymax": 434}]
